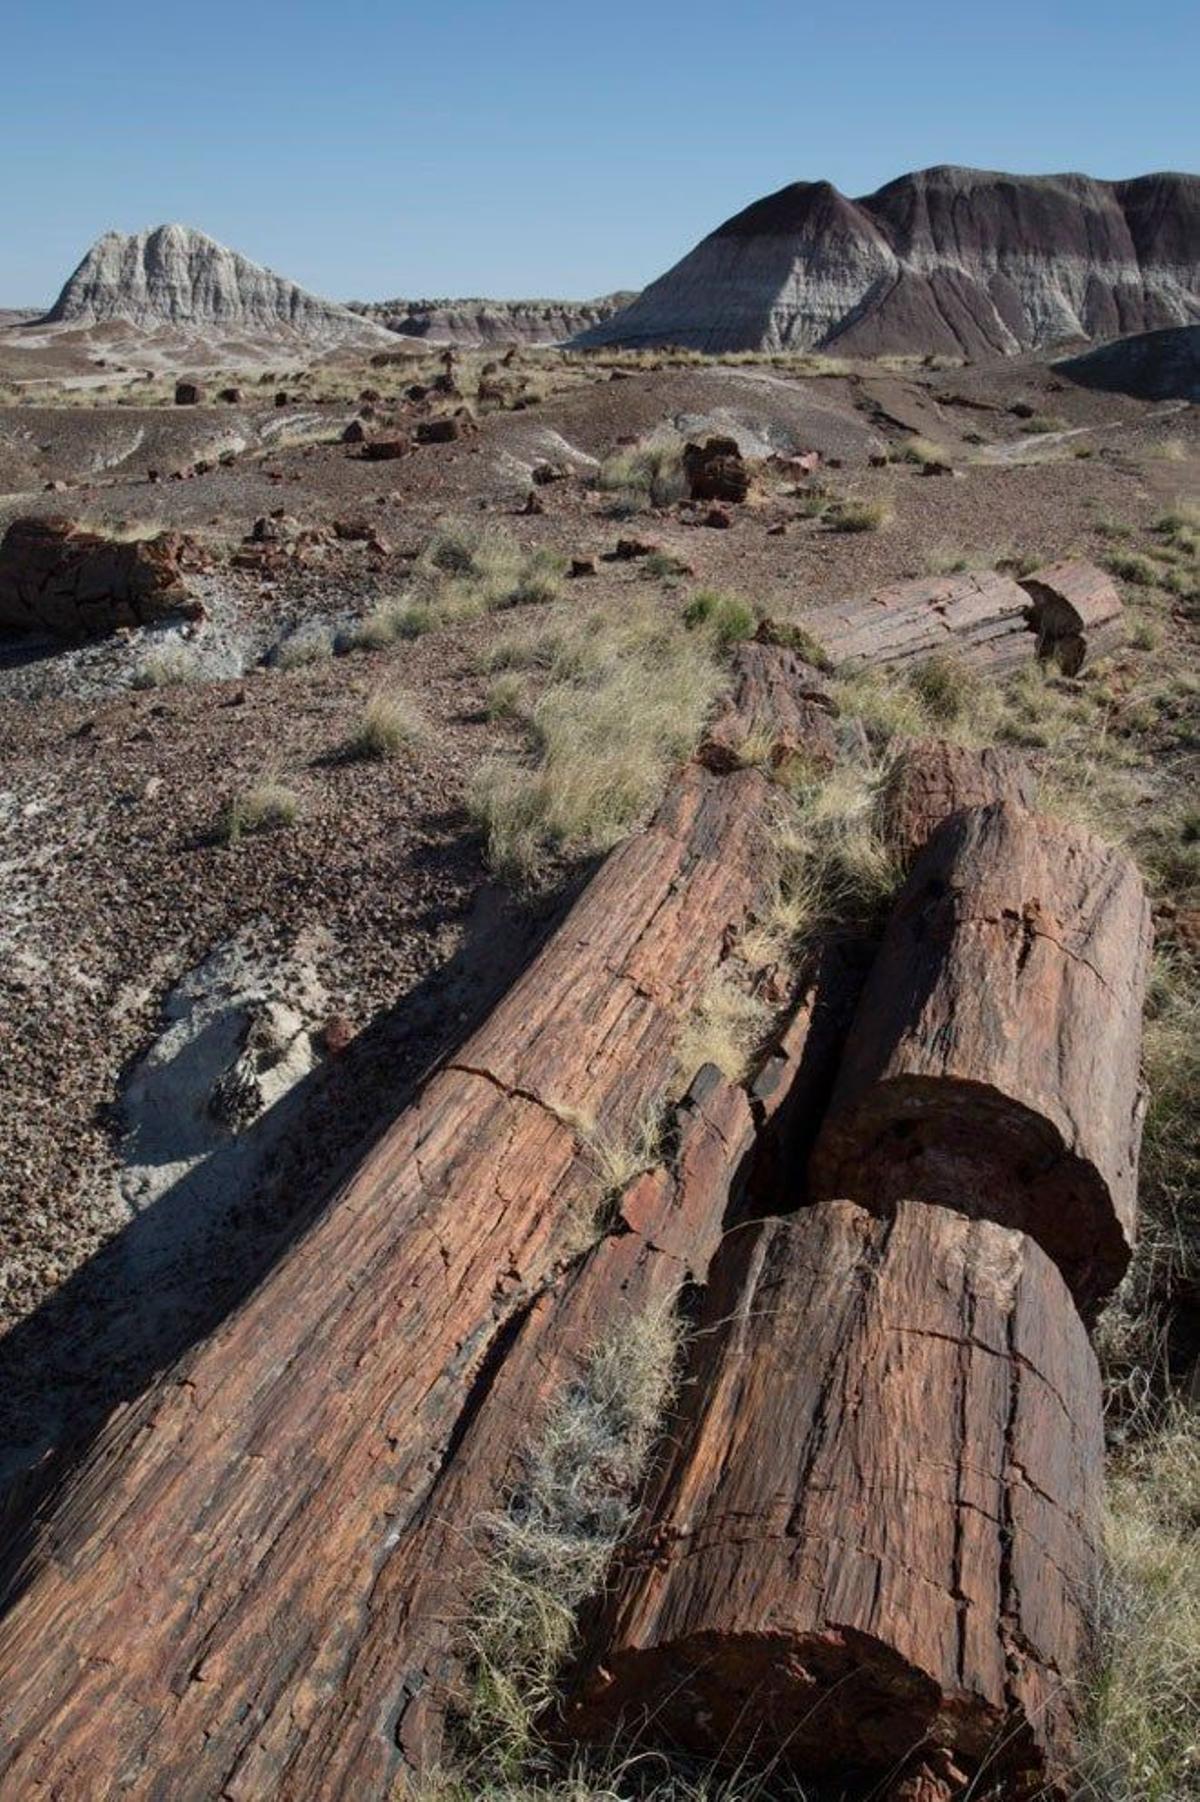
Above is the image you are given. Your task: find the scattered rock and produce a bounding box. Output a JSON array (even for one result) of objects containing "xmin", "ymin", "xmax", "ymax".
[
  {"xmin": 173, "ymin": 381, "xmax": 202, "ymax": 406},
  {"xmin": 683, "ymin": 436, "xmax": 751, "ymax": 502},
  {"xmin": 415, "ymin": 417, "xmax": 460, "ymax": 445},
  {"xmin": 569, "ymin": 556, "xmax": 597, "ymax": 577},
  {"xmin": 0, "ymin": 518, "xmax": 199, "ymax": 638},
  {"xmin": 341, "ymin": 419, "xmax": 367, "ymax": 444}
]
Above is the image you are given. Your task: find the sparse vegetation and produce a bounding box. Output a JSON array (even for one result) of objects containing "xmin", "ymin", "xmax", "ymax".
[
  {"xmin": 1017, "ymin": 412, "xmax": 1068, "ymax": 435},
  {"xmin": 681, "ymin": 588, "xmax": 756, "ymax": 647},
  {"xmin": 908, "ymin": 654, "xmax": 978, "ymax": 724},
  {"xmin": 347, "ymin": 687, "xmax": 426, "ymax": 759},
  {"xmin": 131, "ymin": 643, "xmax": 197, "ymax": 688},
  {"xmin": 897, "ymin": 435, "xmax": 951, "ymax": 470},
  {"xmin": 221, "ymin": 780, "xmax": 300, "ymax": 843},
  {"xmin": 827, "ymin": 496, "xmax": 892, "ymax": 533},
  {"xmin": 1105, "ymin": 550, "xmax": 1161, "ymax": 588},
  {"xmin": 595, "ymin": 440, "xmax": 686, "ymax": 512}
]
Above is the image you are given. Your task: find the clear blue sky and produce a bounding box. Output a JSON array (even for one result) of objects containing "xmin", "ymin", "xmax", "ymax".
[{"xmin": 3, "ymin": 0, "xmax": 1197, "ymax": 307}]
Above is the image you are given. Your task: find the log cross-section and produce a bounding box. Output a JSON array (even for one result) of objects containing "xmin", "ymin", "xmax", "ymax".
[
  {"xmin": 563, "ymin": 1199, "xmax": 1105, "ymax": 1797},
  {"xmin": 0, "ymin": 648, "xmax": 827, "ymax": 1801}
]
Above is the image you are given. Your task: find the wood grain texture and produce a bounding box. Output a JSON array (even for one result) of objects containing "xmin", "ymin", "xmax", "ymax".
[
  {"xmin": 1023, "ymin": 561, "xmax": 1125, "ymax": 675},
  {"xmin": 810, "ymin": 800, "xmax": 1152, "ymax": 1315},
  {"xmin": 699, "ymin": 641, "xmax": 837, "ymax": 772},
  {"xmin": 882, "ymin": 737, "xmax": 1036, "ymax": 866},
  {"xmin": 564, "ymin": 1199, "xmax": 1104, "ymax": 1797},
  {"xmin": 0, "ymin": 696, "xmax": 798, "ymax": 1797}
]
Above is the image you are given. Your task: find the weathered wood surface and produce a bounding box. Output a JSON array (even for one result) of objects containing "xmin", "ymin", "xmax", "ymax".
[
  {"xmin": 0, "ymin": 653, "xmax": 809, "ymax": 1797},
  {"xmin": 700, "ymin": 641, "xmax": 837, "ymax": 772},
  {"xmin": 564, "ymin": 1199, "xmax": 1104, "ymax": 1797},
  {"xmin": 798, "ymin": 569, "xmax": 1036, "ymax": 675},
  {"xmin": 882, "ymin": 737, "xmax": 1036, "ymax": 866},
  {"xmin": 796, "ymin": 561, "xmax": 1122, "ymax": 677},
  {"xmin": 810, "ymin": 800, "xmax": 1152, "ymax": 1314},
  {"xmin": 1024, "ymin": 560, "xmax": 1125, "ymax": 675},
  {"xmin": 384, "ymin": 1068, "xmax": 756, "ymax": 1781}
]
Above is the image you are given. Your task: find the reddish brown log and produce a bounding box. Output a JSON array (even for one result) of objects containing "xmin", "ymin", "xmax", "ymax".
[
  {"xmin": 382, "ymin": 1068, "xmax": 755, "ymax": 1782},
  {"xmin": 700, "ymin": 641, "xmax": 838, "ymax": 772},
  {"xmin": 1023, "ymin": 560, "xmax": 1125, "ymax": 675},
  {"xmin": 882, "ymin": 737, "xmax": 1036, "ymax": 865},
  {"xmin": 798, "ymin": 570, "xmax": 1035, "ymax": 674},
  {"xmin": 564, "ymin": 1199, "xmax": 1104, "ymax": 1797},
  {"xmin": 810, "ymin": 801, "xmax": 1152, "ymax": 1314},
  {"xmin": 0, "ymin": 694, "xmax": 799, "ymax": 1796},
  {"xmin": 0, "ymin": 517, "xmax": 197, "ymax": 637}
]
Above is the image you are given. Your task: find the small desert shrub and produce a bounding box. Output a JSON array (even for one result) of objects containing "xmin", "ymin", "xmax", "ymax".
[
  {"xmin": 595, "ymin": 440, "xmax": 686, "ymax": 511},
  {"xmin": 348, "ymin": 688, "xmax": 426, "ymax": 760},
  {"xmin": 459, "ymin": 1304, "xmax": 683, "ymax": 1777},
  {"xmin": 898, "ymin": 435, "xmax": 951, "ymax": 469},
  {"xmin": 1075, "ymin": 1405, "xmax": 1200, "ymax": 1802},
  {"xmin": 469, "ymin": 602, "xmax": 722, "ymax": 884},
  {"xmin": 1017, "ymin": 412, "xmax": 1067, "ymax": 434},
  {"xmin": 486, "ymin": 673, "xmax": 525, "ymax": 721},
  {"xmin": 1156, "ymin": 498, "xmax": 1200, "ymax": 545},
  {"xmin": 351, "ymin": 597, "xmax": 439, "ymax": 648},
  {"xmin": 1105, "ymin": 551, "xmax": 1161, "ymax": 588},
  {"xmin": 908, "ymin": 654, "xmax": 978, "ymax": 724},
  {"xmin": 502, "ymin": 547, "xmax": 567, "ymax": 609},
  {"xmin": 131, "ymin": 644, "xmax": 197, "ymax": 689},
  {"xmin": 793, "ymin": 489, "xmax": 832, "ymax": 520},
  {"xmin": 827, "ymin": 496, "xmax": 892, "ymax": 533},
  {"xmin": 221, "ymin": 781, "xmax": 299, "ymax": 843},
  {"xmin": 1148, "ymin": 436, "xmax": 1188, "ymax": 462},
  {"xmin": 274, "ymin": 624, "xmax": 333, "ymax": 670},
  {"xmin": 674, "ymin": 969, "xmax": 775, "ymax": 1090},
  {"xmin": 643, "ymin": 549, "xmax": 690, "ymax": 581},
  {"xmin": 682, "ymin": 588, "xmax": 756, "ymax": 648}
]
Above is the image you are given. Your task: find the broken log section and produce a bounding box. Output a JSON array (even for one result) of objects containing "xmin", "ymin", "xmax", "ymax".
[
  {"xmin": 810, "ymin": 799, "xmax": 1152, "ymax": 1316},
  {"xmin": 564, "ymin": 1198, "xmax": 1104, "ymax": 1798},
  {"xmin": 881, "ymin": 736, "xmax": 1036, "ymax": 865},
  {"xmin": 700, "ymin": 640, "xmax": 837, "ymax": 772},
  {"xmin": 0, "ymin": 646, "xmax": 834, "ymax": 1801},
  {"xmin": 794, "ymin": 560, "xmax": 1123, "ymax": 676}
]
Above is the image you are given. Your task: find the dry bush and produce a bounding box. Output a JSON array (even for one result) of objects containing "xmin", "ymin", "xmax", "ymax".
[
  {"xmin": 595, "ymin": 440, "xmax": 686, "ymax": 511},
  {"xmin": 221, "ymin": 780, "xmax": 299, "ymax": 843},
  {"xmin": 347, "ymin": 688, "xmax": 426, "ymax": 760},
  {"xmin": 674, "ymin": 969, "xmax": 775, "ymax": 1090},
  {"xmin": 827, "ymin": 496, "xmax": 892, "ymax": 534},
  {"xmin": 897, "ymin": 435, "xmax": 951, "ymax": 470},
  {"xmin": 1105, "ymin": 550, "xmax": 1161, "ymax": 588},
  {"xmin": 469, "ymin": 601, "xmax": 722, "ymax": 885},
  {"xmin": 131, "ymin": 643, "xmax": 198, "ymax": 689}
]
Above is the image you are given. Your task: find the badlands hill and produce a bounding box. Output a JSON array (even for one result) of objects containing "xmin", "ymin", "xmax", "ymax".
[
  {"xmin": 350, "ymin": 292, "xmax": 637, "ymax": 347},
  {"xmin": 42, "ymin": 224, "xmax": 392, "ymax": 348},
  {"xmin": 577, "ymin": 165, "xmax": 1200, "ymax": 358}
]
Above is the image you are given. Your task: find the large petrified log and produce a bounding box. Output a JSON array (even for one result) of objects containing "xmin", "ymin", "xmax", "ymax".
[
  {"xmin": 699, "ymin": 640, "xmax": 838, "ymax": 772},
  {"xmin": 1023, "ymin": 560, "xmax": 1125, "ymax": 676},
  {"xmin": 564, "ymin": 1199, "xmax": 1104, "ymax": 1798},
  {"xmin": 0, "ymin": 648, "xmax": 828, "ymax": 1800},
  {"xmin": 881, "ymin": 737, "xmax": 1036, "ymax": 866},
  {"xmin": 795, "ymin": 561, "xmax": 1123, "ymax": 676},
  {"xmin": 0, "ymin": 516, "xmax": 199, "ymax": 637},
  {"xmin": 810, "ymin": 800, "xmax": 1152, "ymax": 1315}
]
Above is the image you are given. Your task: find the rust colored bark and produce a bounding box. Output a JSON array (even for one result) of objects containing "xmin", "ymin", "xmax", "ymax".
[
  {"xmin": 699, "ymin": 641, "xmax": 837, "ymax": 772},
  {"xmin": 0, "ymin": 690, "xmax": 799, "ymax": 1797},
  {"xmin": 1023, "ymin": 560, "xmax": 1125, "ymax": 675},
  {"xmin": 564, "ymin": 1199, "xmax": 1104, "ymax": 1798},
  {"xmin": 882, "ymin": 737, "xmax": 1036, "ymax": 865},
  {"xmin": 810, "ymin": 800, "xmax": 1152, "ymax": 1314}
]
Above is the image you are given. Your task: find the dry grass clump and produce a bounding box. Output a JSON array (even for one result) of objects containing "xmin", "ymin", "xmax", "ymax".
[
  {"xmin": 1017, "ymin": 412, "xmax": 1068, "ymax": 435},
  {"xmin": 681, "ymin": 588, "xmax": 756, "ymax": 647},
  {"xmin": 469, "ymin": 601, "xmax": 722, "ymax": 885},
  {"xmin": 458, "ymin": 1304, "xmax": 684, "ymax": 1779},
  {"xmin": 1147, "ymin": 436, "xmax": 1188, "ymax": 462},
  {"xmin": 347, "ymin": 687, "xmax": 426, "ymax": 759},
  {"xmin": 674, "ymin": 969, "xmax": 775, "ymax": 1091},
  {"xmin": 827, "ymin": 496, "xmax": 892, "ymax": 534},
  {"xmin": 897, "ymin": 435, "xmax": 951, "ymax": 470},
  {"xmin": 1075, "ymin": 1404, "xmax": 1200, "ymax": 1801},
  {"xmin": 1105, "ymin": 550, "xmax": 1161, "ymax": 588},
  {"xmin": 907, "ymin": 654, "xmax": 979, "ymax": 724},
  {"xmin": 274, "ymin": 624, "xmax": 334, "ymax": 670},
  {"xmin": 221, "ymin": 780, "xmax": 300, "ymax": 843},
  {"xmin": 595, "ymin": 440, "xmax": 686, "ymax": 513},
  {"xmin": 131, "ymin": 643, "xmax": 198, "ymax": 689}
]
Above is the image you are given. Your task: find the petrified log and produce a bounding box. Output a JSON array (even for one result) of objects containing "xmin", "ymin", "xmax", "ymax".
[
  {"xmin": 1023, "ymin": 560, "xmax": 1125, "ymax": 674},
  {"xmin": 683, "ymin": 436, "xmax": 752, "ymax": 503},
  {"xmin": 796, "ymin": 562, "xmax": 1122, "ymax": 678},
  {"xmin": 383, "ymin": 1068, "xmax": 755, "ymax": 1781},
  {"xmin": 799, "ymin": 569, "xmax": 1036, "ymax": 674},
  {"xmin": 0, "ymin": 517, "xmax": 197, "ymax": 638},
  {"xmin": 700, "ymin": 640, "xmax": 838, "ymax": 772},
  {"xmin": 563, "ymin": 1199, "xmax": 1104, "ymax": 1797},
  {"xmin": 810, "ymin": 801, "xmax": 1152, "ymax": 1315},
  {"xmin": 882, "ymin": 737, "xmax": 1036, "ymax": 865},
  {"xmin": 0, "ymin": 662, "xmax": 806, "ymax": 1798}
]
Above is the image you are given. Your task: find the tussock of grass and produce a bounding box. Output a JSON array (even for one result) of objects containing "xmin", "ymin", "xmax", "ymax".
[
  {"xmin": 1105, "ymin": 550, "xmax": 1161, "ymax": 588},
  {"xmin": 674, "ymin": 969, "xmax": 775, "ymax": 1090},
  {"xmin": 347, "ymin": 688, "xmax": 426, "ymax": 759},
  {"xmin": 221, "ymin": 780, "xmax": 299, "ymax": 843},
  {"xmin": 1075, "ymin": 1405, "xmax": 1200, "ymax": 1802},
  {"xmin": 908, "ymin": 654, "xmax": 979, "ymax": 724},
  {"xmin": 274, "ymin": 625, "xmax": 333, "ymax": 670},
  {"xmin": 131, "ymin": 644, "xmax": 197, "ymax": 689},
  {"xmin": 898, "ymin": 435, "xmax": 951, "ymax": 469},
  {"xmin": 827, "ymin": 496, "xmax": 892, "ymax": 534},
  {"xmin": 1017, "ymin": 412, "xmax": 1068, "ymax": 435},
  {"xmin": 459, "ymin": 1306, "xmax": 683, "ymax": 1780},
  {"xmin": 469, "ymin": 602, "xmax": 722, "ymax": 885},
  {"xmin": 681, "ymin": 589, "xmax": 756, "ymax": 647},
  {"xmin": 595, "ymin": 440, "xmax": 686, "ymax": 512}
]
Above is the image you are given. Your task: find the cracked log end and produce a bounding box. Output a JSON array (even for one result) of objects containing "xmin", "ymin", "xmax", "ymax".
[
  {"xmin": 882, "ymin": 738, "xmax": 1037, "ymax": 868},
  {"xmin": 810, "ymin": 800, "xmax": 1152, "ymax": 1316},
  {"xmin": 562, "ymin": 1199, "xmax": 1103, "ymax": 1797}
]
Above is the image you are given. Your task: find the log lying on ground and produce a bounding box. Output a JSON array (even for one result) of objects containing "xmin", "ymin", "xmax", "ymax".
[
  {"xmin": 699, "ymin": 640, "xmax": 837, "ymax": 772},
  {"xmin": 881, "ymin": 737, "xmax": 1036, "ymax": 866},
  {"xmin": 1023, "ymin": 560, "xmax": 1125, "ymax": 676},
  {"xmin": 563, "ymin": 1199, "xmax": 1104, "ymax": 1798},
  {"xmin": 794, "ymin": 561, "xmax": 1122, "ymax": 676},
  {"xmin": 0, "ymin": 648, "xmax": 831, "ymax": 1801},
  {"xmin": 810, "ymin": 800, "xmax": 1152, "ymax": 1315}
]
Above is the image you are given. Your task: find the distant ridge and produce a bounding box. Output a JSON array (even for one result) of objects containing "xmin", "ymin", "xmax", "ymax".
[
  {"xmin": 348, "ymin": 293, "xmax": 637, "ymax": 347},
  {"xmin": 42, "ymin": 225, "xmax": 393, "ymax": 347},
  {"xmin": 576, "ymin": 166, "xmax": 1200, "ymax": 359}
]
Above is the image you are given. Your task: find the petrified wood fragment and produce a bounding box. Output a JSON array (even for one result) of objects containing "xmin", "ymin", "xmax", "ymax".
[
  {"xmin": 1023, "ymin": 560, "xmax": 1125, "ymax": 674},
  {"xmin": 0, "ymin": 516, "xmax": 197, "ymax": 637},
  {"xmin": 0, "ymin": 669, "xmax": 806, "ymax": 1797},
  {"xmin": 881, "ymin": 737, "xmax": 1036, "ymax": 865},
  {"xmin": 799, "ymin": 569, "xmax": 1036, "ymax": 675},
  {"xmin": 811, "ymin": 801, "xmax": 1152, "ymax": 1314},
  {"xmin": 564, "ymin": 1199, "xmax": 1104, "ymax": 1797},
  {"xmin": 700, "ymin": 640, "xmax": 838, "ymax": 772}
]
